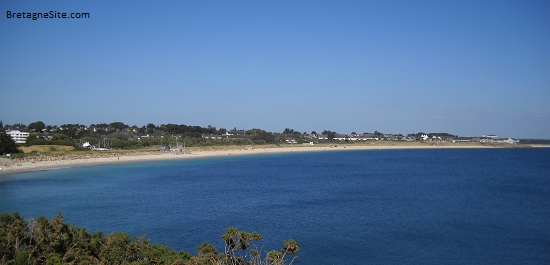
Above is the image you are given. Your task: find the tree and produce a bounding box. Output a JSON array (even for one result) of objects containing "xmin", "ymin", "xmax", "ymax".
[
  {"xmin": 68, "ymin": 127, "xmax": 78, "ymax": 138},
  {"xmin": 28, "ymin": 121, "xmax": 46, "ymax": 132},
  {"xmin": 322, "ymin": 130, "xmax": 336, "ymax": 140},
  {"xmin": 0, "ymin": 128, "xmax": 19, "ymax": 154},
  {"xmin": 249, "ymin": 129, "xmax": 275, "ymax": 144},
  {"xmin": 25, "ymin": 133, "xmax": 37, "ymax": 146},
  {"xmin": 109, "ymin": 122, "xmax": 128, "ymax": 131},
  {"xmin": 0, "ymin": 213, "xmax": 297, "ymax": 265},
  {"xmin": 0, "ymin": 212, "xmax": 192, "ymax": 265},
  {"xmin": 6, "ymin": 123, "xmax": 28, "ymax": 131},
  {"xmin": 188, "ymin": 227, "xmax": 299, "ymax": 265},
  {"xmin": 283, "ymin": 128, "xmax": 296, "ymax": 135},
  {"xmin": 206, "ymin": 125, "xmax": 216, "ymax": 135},
  {"xmin": 146, "ymin": 123, "xmax": 156, "ymax": 134}
]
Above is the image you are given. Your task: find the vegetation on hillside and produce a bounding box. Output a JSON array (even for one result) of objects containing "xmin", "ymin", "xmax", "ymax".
[
  {"xmin": 517, "ymin": 139, "xmax": 550, "ymax": 144},
  {"xmin": 0, "ymin": 126, "xmax": 19, "ymax": 155},
  {"xmin": 1, "ymin": 120, "xmax": 527, "ymax": 156},
  {"xmin": 2, "ymin": 121, "xmax": 310, "ymax": 150},
  {"xmin": 0, "ymin": 212, "xmax": 299, "ymax": 265}
]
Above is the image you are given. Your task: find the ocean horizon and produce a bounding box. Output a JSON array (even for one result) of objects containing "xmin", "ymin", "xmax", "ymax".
[{"xmin": 1, "ymin": 148, "xmax": 549, "ymax": 264}]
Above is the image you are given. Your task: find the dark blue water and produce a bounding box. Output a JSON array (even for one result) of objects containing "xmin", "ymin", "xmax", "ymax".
[{"xmin": 1, "ymin": 148, "xmax": 549, "ymax": 264}]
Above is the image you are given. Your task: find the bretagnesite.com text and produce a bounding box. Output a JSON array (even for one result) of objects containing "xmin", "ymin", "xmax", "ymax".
[{"xmin": 6, "ymin": 10, "xmax": 90, "ymax": 20}]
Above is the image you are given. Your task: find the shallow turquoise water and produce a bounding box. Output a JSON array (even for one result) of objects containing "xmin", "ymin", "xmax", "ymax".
[{"xmin": 1, "ymin": 148, "xmax": 549, "ymax": 264}]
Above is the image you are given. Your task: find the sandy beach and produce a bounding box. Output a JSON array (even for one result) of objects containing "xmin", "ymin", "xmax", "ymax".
[{"xmin": 0, "ymin": 144, "xmax": 498, "ymax": 176}]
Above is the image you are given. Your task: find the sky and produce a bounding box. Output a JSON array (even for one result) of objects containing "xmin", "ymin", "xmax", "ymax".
[{"xmin": 1, "ymin": 1, "xmax": 549, "ymax": 138}]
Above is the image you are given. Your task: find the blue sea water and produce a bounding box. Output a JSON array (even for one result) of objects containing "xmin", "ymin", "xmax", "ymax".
[{"xmin": 1, "ymin": 148, "xmax": 549, "ymax": 264}]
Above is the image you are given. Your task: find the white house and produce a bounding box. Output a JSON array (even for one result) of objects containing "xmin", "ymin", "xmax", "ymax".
[
  {"xmin": 285, "ymin": 137, "xmax": 297, "ymax": 144},
  {"xmin": 7, "ymin": 130, "xmax": 30, "ymax": 144}
]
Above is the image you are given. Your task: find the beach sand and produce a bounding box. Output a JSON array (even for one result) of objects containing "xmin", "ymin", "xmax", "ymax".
[{"xmin": 0, "ymin": 144, "xmax": 496, "ymax": 176}]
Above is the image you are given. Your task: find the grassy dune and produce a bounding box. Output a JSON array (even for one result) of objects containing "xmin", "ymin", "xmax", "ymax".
[{"xmin": 19, "ymin": 145, "xmax": 75, "ymax": 153}]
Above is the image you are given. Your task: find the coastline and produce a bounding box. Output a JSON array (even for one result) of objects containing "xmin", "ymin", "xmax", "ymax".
[{"xmin": 0, "ymin": 144, "xmax": 499, "ymax": 176}]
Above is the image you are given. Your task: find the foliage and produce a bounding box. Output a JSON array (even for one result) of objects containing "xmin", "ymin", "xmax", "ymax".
[
  {"xmin": 159, "ymin": 123, "xmax": 216, "ymax": 136},
  {"xmin": 321, "ymin": 130, "xmax": 337, "ymax": 140},
  {"xmin": 189, "ymin": 227, "xmax": 299, "ymax": 265},
  {"xmin": 49, "ymin": 140, "xmax": 75, "ymax": 147},
  {"xmin": 25, "ymin": 133, "xmax": 37, "ymax": 146},
  {"xmin": 3, "ymin": 123, "xmax": 28, "ymax": 132},
  {"xmin": 517, "ymin": 139, "xmax": 550, "ymax": 144},
  {"xmin": 109, "ymin": 122, "xmax": 129, "ymax": 131},
  {"xmin": 146, "ymin": 123, "xmax": 157, "ymax": 134},
  {"xmin": 0, "ymin": 128, "xmax": 19, "ymax": 154},
  {"xmin": 5, "ymin": 119, "xmax": 481, "ymax": 152},
  {"xmin": 282, "ymin": 128, "xmax": 295, "ymax": 135},
  {"xmin": 27, "ymin": 139, "xmax": 49, "ymax": 146},
  {"xmin": 0, "ymin": 212, "xmax": 191, "ymax": 265},
  {"xmin": 28, "ymin": 121, "xmax": 46, "ymax": 132},
  {"xmin": 249, "ymin": 129, "xmax": 276, "ymax": 144},
  {"xmin": 0, "ymin": 214, "xmax": 299, "ymax": 265},
  {"xmin": 427, "ymin": 132, "xmax": 457, "ymax": 137}
]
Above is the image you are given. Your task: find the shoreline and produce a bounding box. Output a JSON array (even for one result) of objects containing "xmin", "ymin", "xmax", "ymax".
[{"xmin": 0, "ymin": 144, "xmax": 502, "ymax": 176}]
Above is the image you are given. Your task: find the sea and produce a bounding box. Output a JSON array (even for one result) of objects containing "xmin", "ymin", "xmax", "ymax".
[{"xmin": 1, "ymin": 148, "xmax": 549, "ymax": 264}]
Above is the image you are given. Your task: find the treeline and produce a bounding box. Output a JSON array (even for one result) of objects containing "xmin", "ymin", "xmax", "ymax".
[
  {"xmin": 3, "ymin": 120, "xmax": 487, "ymax": 151},
  {"xmin": 2, "ymin": 120, "xmax": 317, "ymax": 150},
  {"xmin": 27, "ymin": 133, "xmax": 279, "ymax": 149},
  {"xmin": 0, "ymin": 128, "xmax": 19, "ymax": 154},
  {"xmin": 517, "ymin": 139, "xmax": 550, "ymax": 144},
  {"xmin": 1, "ymin": 121, "xmax": 221, "ymax": 139},
  {"xmin": 0, "ymin": 212, "xmax": 299, "ymax": 265}
]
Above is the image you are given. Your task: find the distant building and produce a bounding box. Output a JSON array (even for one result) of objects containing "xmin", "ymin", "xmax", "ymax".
[
  {"xmin": 317, "ymin": 134, "xmax": 328, "ymax": 140},
  {"xmin": 7, "ymin": 130, "xmax": 29, "ymax": 144},
  {"xmin": 334, "ymin": 134, "xmax": 350, "ymax": 141},
  {"xmin": 203, "ymin": 134, "xmax": 222, "ymax": 140}
]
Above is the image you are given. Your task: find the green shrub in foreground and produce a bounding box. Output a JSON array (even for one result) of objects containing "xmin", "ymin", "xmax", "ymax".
[{"xmin": 0, "ymin": 212, "xmax": 299, "ymax": 265}]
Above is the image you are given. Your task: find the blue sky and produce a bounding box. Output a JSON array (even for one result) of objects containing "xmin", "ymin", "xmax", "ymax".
[{"xmin": 1, "ymin": 0, "xmax": 549, "ymax": 138}]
